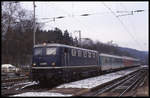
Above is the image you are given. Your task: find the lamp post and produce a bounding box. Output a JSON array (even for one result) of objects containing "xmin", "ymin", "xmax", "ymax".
[
  {"xmin": 74, "ymin": 30, "xmax": 81, "ymax": 47},
  {"xmin": 33, "ymin": 1, "xmax": 36, "ymax": 46}
]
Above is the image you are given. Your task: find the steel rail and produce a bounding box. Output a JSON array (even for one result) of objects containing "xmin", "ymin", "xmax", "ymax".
[
  {"xmin": 91, "ymin": 71, "xmax": 141, "ymax": 96},
  {"xmin": 119, "ymin": 71, "xmax": 146, "ymax": 96},
  {"xmin": 128, "ymin": 72, "xmax": 148, "ymax": 96},
  {"xmin": 2, "ymin": 76, "xmax": 29, "ymax": 83}
]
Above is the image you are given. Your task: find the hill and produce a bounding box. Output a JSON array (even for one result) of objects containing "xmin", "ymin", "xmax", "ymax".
[{"xmin": 119, "ymin": 47, "xmax": 148, "ymax": 64}]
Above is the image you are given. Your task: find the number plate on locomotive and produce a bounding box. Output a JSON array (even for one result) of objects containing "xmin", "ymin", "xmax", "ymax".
[{"xmin": 40, "ymin": 62, "xmax": 47, "ymax": 65}]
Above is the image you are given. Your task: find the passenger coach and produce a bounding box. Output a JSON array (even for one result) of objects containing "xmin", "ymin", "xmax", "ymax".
[
  {"xmin": 99, "ymin": 53, "xmax": 140, "ymax": 72},
  {"xmin": 99, "ymin": 53, "xmax": 124, "ymax": 71}
]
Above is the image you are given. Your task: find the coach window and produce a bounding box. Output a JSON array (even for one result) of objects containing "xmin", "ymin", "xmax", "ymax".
[
  {"xmin": 88, "ymin": 52, "xmax": 91, "ymax": 58},
  {"xmin": 107, "ymin": 58, "xmax": 109, "ymax": 64},
  {"xmin": 105, "ymin": 58, "xmax": 107, "ymax": 64},
  {"xmin": 102, "ymin": 57, "xmax": 105, "ymax": 65},
  {"xmin": 116, "ymin": 59, "xmax": 119, "ymax": 64},
  {"xmin": 71, "ymin": 49, "xmax": 76, "ymax": 56},
  {"xmin": 109, "ymin": 58, "xmax": 112, "ymax": 65},
  {"xmin": 119, "ymin": 59, "xmax": 122, "ymax": 64},
  {"xmin": 118, "ymin": 59, "xmax": 120, "ymax": 64},
  {"xmin": 113, "ymin": 58, "xmax": 116, "ymax": 65},
  {"xmin": 110, "ymin": 58, "xmax": 112, "ymax": 64},
  {"xmin": 111, "ymin": 58, "xmax": 114, "ymax": 65}
]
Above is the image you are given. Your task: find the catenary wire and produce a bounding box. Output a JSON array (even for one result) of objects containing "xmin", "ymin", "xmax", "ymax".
[{"xmin": 102, "ymin": 2, "xmax": 144, "ymax": 50}]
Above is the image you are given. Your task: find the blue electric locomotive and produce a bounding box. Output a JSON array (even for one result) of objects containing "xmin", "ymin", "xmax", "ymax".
[{"xmin": 31, "ymin": 43, "xmax": 100, "ymax": 84}]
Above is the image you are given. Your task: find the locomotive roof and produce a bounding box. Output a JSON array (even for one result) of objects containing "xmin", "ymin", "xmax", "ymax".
[{"xmin": 34, "ymin": 43, "xmax": 98, "ymax": 53}]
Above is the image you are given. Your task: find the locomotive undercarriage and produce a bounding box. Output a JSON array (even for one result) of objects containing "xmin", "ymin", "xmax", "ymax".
[{"xmin": 31, "ymin": 66, "xmax": 102, "ymax": 85}]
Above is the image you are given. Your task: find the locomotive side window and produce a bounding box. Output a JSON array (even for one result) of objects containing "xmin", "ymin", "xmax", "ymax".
[
  {"xmin": 83, "ymin": 51, "xmax": 87, "ymax": 58},
  {"xmin": 46, "ymin": 48, "xmax": 56, "ymax": 55},
  {"xmin": 88, "ymin": 52, "xmax": 91, "ymax": 58},
  {"xmin": 71, "ymin": 49, "xmax": 76, "ymax": 56},
  {"xmin": 78, "ymin": 50, "xmax": 82, "ymax": 57},
  {"xmin": 64, "ymin": 48, "xmax": 69, "ymax": 53},
  {"xmin": 93, "ymin": 53, "xmax": 95, "ymax": 58}
]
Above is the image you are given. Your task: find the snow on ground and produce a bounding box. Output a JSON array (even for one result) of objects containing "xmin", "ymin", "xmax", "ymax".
[
  {"xmin": 140, "ymin": 65, "xmax": 148, "ymax": 68},
  {"xmin": 7, "ymin": 81, "xmax": 38, "ymax": 90},
  {"xmin": 57, "ymin": 67, "xmax": 140, "ymax": 89},
  {"xmin": 15, "ymin": 81, "xmax": 34, "ymax": 86},
  {"xmin": 20, "ymin": 81, "xmax": 39, "ymax": 90},
  {"xmin": 12, "ymin": 92, "xmax": 72, "ymax": 97}
]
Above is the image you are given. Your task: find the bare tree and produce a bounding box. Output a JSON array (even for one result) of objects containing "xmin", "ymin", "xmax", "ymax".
[{"xmin": 1, "ymin": 2, "xmax": 43, "ymax": 66}]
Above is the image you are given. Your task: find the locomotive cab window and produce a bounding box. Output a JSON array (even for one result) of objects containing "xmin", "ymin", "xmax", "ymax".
[
  {"xmin": 34, "ymin": 48, "xmax": 43, "ymax": 56},
  {"xmin": 46, "ymin": 48, "xmax": 57, "ymax": 55}
]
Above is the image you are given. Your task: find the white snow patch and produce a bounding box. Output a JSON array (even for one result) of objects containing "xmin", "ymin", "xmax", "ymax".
[
  {"xmin": 12, "ymin": 92, "xmax": 72, "ymax": 97},
  {"xmin": 4, "ymin": 81, "xmax": 33, "ymax": 90},
  {"xmin": 15, "ymin": 81, "xmax": 33, "ymax": 86},
  {"xmin": 57, "ymin": 68, "xmax": 139, "ymax": 89},
  {"xmin": 20, "ymin": 81, "xmax": 38, "ymax": 90}
]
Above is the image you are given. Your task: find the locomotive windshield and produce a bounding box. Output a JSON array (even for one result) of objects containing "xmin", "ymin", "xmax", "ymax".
[
  {"xmin": 34, "ymin": 47, "xmax": 57, "ymax": 56},
  {"xmin": 46, "ymin": 48, "xmax": 56, "ymax": 55}
]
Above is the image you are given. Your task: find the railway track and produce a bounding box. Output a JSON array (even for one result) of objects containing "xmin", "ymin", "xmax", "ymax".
[
  {"xmin": 2, "ymin": 67, "xmax": 148, "ymax": 97},
  {"xmin": 2, "ymin": 81, "xmax": 39, "ymax": 96},
  {"xmin": 2, "ymin": 76, "xmax": 29, "ymax": 82},
  {"xmin": 2, "ymin": 76, "xmax": 59, "ymax": 96},
  {"xmin": 2, "ymin": 76, "xmax": 33, "ymax": 96},
  {"xmin": 2, "ymin": 76, "xmax": 29, "ymax": 89},
  {"xmin": 80, "ymin": 68, "xmax": 148, "ymax": 96},
  {"xmin": 2, "ymin": 82, "xmax": 62, "ymax": 97}
]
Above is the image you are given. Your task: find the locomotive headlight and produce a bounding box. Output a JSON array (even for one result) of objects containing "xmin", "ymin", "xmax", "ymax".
[
  {"xmin": 43, "ymin": 42, "xmax": 46, "ymax": 46},
  {"xmin": 33, "ymin": 63, "xmax": 36, "ymax": 66},
  {"xmin": 51, "ymin": 62, "xmax": 56, "ymax": 66}
]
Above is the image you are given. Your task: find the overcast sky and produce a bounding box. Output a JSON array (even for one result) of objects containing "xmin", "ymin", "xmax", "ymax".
[{"xmin": 21, "ymin": 1, "xmax": 148, "ymax": 51}]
